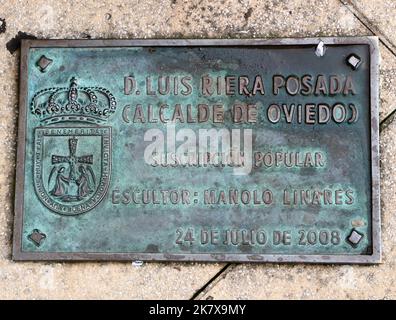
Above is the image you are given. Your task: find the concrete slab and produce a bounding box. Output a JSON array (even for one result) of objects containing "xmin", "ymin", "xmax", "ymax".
[{"xmin": 379, "ymin": 43, "xmax": 396, "ymax": 121}]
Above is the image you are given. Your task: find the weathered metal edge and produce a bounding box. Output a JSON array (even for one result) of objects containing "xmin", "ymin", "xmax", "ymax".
[
  {"xmin": 12, "ymin": 36, "xmax": 381, "ymax": 264},
  {"xmin": 12, "ymin": 39, "xmax": 28, "ymax": 263}
]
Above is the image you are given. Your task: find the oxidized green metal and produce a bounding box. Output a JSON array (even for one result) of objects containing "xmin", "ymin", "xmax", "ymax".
[{"xmin": 13, "ymin": 38, "xmax": 380, "ymax": 263}]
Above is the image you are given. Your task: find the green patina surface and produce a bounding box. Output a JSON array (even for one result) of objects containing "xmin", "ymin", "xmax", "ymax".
[{"xmin": 19, "ymin": 43, "xmax": 372, "ymax": 258}]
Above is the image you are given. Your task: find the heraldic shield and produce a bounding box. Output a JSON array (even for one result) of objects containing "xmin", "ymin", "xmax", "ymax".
[{"xmin": 31, "ymin": 77, "xmax": 115, "ymax": 216}]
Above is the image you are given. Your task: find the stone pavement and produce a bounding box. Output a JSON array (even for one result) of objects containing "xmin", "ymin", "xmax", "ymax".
[{"xmin": 0, "ymin": 0, "xmax": 395, "ymax": 299}]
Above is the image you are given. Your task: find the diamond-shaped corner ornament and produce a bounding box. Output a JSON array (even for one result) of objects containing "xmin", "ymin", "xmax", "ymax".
[
  {"xmin": 28, "ymin": 229, "xmax": 46, "ymax": 247},
  {"xmin": 36, "ymin": 55, "xmax": 53, "ymax": 72},
  {"xmin": 13, "ymin": 38, "xmax": 381, "ymax": 264},
  {"xmin": 347, "ymin": 229, "xmax": 363, "ymax": 247},
  {"xmin": 346, "ymin": 54, "xmax": 362, "ymax": 70}
]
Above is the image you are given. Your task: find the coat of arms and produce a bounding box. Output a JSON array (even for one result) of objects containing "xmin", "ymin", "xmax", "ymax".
[{"xmin": 31, "ymin": 78, "xmax": 116, "ymax": 215}]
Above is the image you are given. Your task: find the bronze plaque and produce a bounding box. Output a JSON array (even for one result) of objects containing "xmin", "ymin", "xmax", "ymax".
[{"xmin": 13, "ymin": 38, "xmax": 380, "ymax": 263}]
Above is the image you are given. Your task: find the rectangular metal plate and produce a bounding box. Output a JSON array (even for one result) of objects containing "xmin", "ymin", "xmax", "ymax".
[{"xmin": 13, "ymin": 37, "xmax": 380, "ymax": 263}]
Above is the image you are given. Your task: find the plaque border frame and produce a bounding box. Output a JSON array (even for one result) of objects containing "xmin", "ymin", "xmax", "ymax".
[{"xmin": 13, "ymin": 37, "xmax": 381, "ymax": 264}]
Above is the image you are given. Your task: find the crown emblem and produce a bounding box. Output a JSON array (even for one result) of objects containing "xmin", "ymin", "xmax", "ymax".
[{"xmin": 31, "ymin": 77, "xmax": 117, "ymax": 124}]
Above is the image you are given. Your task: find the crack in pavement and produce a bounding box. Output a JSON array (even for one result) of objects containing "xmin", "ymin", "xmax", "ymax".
[
  {"xmin": 380, "ymin": 108, "xmax": 396, "ymax": 133},
  {"xmin": 190, "ymin": 264, "xmax": 234, "ymax": 300}
]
